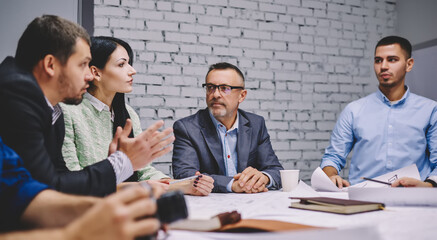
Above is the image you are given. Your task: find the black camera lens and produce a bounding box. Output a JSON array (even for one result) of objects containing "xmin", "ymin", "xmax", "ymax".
[{"xmin": 156, "ymin": 190, "xmax": 188, "ymax": 224}]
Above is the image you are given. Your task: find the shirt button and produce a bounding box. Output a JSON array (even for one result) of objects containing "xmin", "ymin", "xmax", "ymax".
[{"xmin": 227, "ymin": 155, "xmax": 230, "ymax": 158}]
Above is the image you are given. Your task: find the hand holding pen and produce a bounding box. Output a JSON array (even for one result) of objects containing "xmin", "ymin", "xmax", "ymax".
[{"xmin": 361, "ymin": 177, "xmax": 404, "ymax": 187}]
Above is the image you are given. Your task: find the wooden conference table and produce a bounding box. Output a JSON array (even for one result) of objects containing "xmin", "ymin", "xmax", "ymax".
[{"xmin": 158, "ymin": 190, "xmax": 437, "ymax": 240}]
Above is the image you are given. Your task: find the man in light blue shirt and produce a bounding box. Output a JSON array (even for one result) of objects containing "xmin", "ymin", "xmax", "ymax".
[{"xmin": 321, "ymin": 36, "xmax": 437, "ymax": 188}]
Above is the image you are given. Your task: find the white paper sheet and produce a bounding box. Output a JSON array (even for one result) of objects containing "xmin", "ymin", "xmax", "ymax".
[
  {"xmin": 350, "ymin": 164, "xmax": 421, "ymax": 188},
  {"xmin": 184, "ymin": 191, "xmax": 293, "ymax": 220},
  {"xmin": 173, "ymin": 191, "xmax": 437, "ymax": 240},
  {"xmin": 310, "ymin": 167, "xmax": 347, "ymax": 192},
  {"xmin": 311, "ymin": 164, "xmax": 421, "ymax": 192},
  {"xmin": 348, "ymin": 187, "xmax": 437, "ymax": 206},
  {"xmin": 158, "ymin": 226, "xmax": 381, "ymax": 240},
  {"xmin": 289, "ymin": 180, "xmax": 321, "ymax": 198}
]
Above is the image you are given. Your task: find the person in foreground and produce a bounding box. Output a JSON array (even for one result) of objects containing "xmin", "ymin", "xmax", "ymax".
[
  {"xmin": 60, "ymin": 36, "xmax": 213, "ymax": 196},
  {"xmin": 0, "ymin": 136, "xmax": 158, "ymax": 239},
  {"xmin": 320, "ymin": 36, "xmax": 437, "ymax": 188},
  {"xmin": 172, "ymin": 62, "xmax": 284, "ymax": 193},
  {"xmin": 0, "ymin": 15, "xmax": 174, "ymax": 196}
]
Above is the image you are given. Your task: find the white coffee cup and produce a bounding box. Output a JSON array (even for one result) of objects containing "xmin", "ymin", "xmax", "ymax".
[{"xmin": 280, "ymin": 170, "xmax": 300, "ymax": 192}]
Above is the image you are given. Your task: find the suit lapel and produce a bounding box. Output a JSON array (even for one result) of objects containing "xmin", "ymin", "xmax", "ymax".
[
  {"xmin": 237, "ymin": 111, "xmax": 251, "ymax": 172},
  {"xmin": 199, "ymin": 109, "xmax": 226, "ymax": 175}
]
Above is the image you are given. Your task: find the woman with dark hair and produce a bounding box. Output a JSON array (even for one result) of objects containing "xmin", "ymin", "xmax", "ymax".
[{"xmin": 60, "ymin": 36, "xmax": 213, "ymax": 196}]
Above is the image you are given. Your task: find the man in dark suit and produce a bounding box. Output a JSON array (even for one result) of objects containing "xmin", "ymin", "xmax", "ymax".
[
  {"xmin": 172, "ymin": 62, "xmax": 284, "ymax": 193},
  {"xmin": 0, "ymin": 15, "xmax": 174, "ymax": 196}
]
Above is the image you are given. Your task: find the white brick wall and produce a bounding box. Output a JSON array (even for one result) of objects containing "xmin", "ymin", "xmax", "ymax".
[{"xmin": 94, "ymin": 0, "xmax": 396, "ymax": 181}]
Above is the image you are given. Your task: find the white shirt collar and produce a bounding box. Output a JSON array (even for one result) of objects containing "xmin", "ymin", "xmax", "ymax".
[
  {"xmin": 84, "ymin": 92, "xmax": 111, "ymax": 112},
  {"xmin": 44, "ymin": 96, "xmax": 54, "ymax": 111},
  {"xmin": 84, "ymin": 92, "xmax": 114, "ymax": 121},
  {"xmin": 44, "ymin": 96, "xmax": 61, "ymax": 125}
]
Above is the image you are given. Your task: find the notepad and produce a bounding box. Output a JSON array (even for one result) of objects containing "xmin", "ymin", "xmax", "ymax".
[{"xmin": 289, "ymin": 197, "xmax": 385, "ymax": 215}]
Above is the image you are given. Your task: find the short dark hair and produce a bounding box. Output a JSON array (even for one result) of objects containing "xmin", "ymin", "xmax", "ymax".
[
  {"xmin": 15, "ymin": 15, "xmax": 90, "ymax": 71},
  {"xmin": 375, "ymin": 36, "xmax": 412, "ymax": 59},
  {"xmin": 206, "ymin": 62, "xmax": 245, "ymax": 86}
]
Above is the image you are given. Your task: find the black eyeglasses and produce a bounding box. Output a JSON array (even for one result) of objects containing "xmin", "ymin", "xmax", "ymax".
[{"xmin": 202, "ymin": 83, "xmax": 244, "ymax": 95}]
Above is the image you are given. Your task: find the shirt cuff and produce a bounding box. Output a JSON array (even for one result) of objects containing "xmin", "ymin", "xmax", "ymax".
[
  {"xmin": 262, "ymin": 171, "xmax": 275, "ymax": 189},
  {"xmin": 15, "ymin": 180, "xmax": 50, "ymax": 221},
  {"xmin": 226, "ymin": 178, "xmax": 235, "ymax": 192},
  {"xmin": 426, "ymin": 176, "xmax": 437, "ymax": 187},
  {"xmin": 107, "ymin": 151, "xmax": 134, "ymax": 184},
  {"xmin": 320, "ymin": 159, "xmax": 342, "ymax": 174}
]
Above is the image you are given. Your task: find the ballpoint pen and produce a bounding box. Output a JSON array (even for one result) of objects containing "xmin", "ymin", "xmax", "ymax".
[
  {"xmin": 169, "ymin": 175, "xmax": 199, "ymax": 185},
  {"xmin": 361, "ymin": 177, "xmax": 392, "ymax": 185}
]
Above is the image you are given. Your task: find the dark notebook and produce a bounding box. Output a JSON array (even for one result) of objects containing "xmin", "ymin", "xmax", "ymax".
[{"xmin": 289, "ymin": 197, "xmax": 385, "ymax": 215}]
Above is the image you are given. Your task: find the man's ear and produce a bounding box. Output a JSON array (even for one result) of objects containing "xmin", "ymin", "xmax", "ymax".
[
  {"xmin": 90, "ymin": 66, "xmax": 101, "ymax": 82},
  {"xmin": 406, "ymin": 58, "xmax": 414, "ymax": 73},
  {"xmin": 42, "ymin": 54, "xmax": 57, "ymax": 77},
  {"xmin": 238, "ymin": 89, "xmax": 247, "ymax": 103}
]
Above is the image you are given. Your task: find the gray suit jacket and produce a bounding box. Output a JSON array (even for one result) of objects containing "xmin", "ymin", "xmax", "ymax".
[{"xmin": 172, "ymin": 108, "xmax": 283, "ymax": 193}]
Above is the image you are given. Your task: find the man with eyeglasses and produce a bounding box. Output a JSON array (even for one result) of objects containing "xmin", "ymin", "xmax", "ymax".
[{"xmin": 172, "ymin": 62, "xmax": 283, "ymax": 193}]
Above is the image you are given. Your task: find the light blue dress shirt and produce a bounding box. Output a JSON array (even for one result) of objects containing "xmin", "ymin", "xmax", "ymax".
[
  {"xmin": 209, "ymin": 112, "xmax": 274, "ymax": 192},
  {"xmin": 321, "ymin": 87, "xmax": 437, "ymax": 185}
]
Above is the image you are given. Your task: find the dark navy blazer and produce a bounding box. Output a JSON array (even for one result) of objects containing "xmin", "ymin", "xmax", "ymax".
[{"xmin": 0, "ymin": 57, "xmax": 116, "ymax": 196}]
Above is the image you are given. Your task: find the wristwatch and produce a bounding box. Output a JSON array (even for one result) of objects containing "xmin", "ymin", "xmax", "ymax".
[{"xmin": 424, "ymin": 177, "xmax": 437, "ymax": 187}]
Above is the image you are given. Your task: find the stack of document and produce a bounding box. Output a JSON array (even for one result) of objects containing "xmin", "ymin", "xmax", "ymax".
[
  {"xmin": 310, "ymin": 164, "xmax": 421, "ymax": 192},
  {"xmin": 348, "ymin": 188, "xmax": 437, "ymax": 206},
  {"xmin": 290, "ymin": 165, "xmax": 437, "ymax": 206}
]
